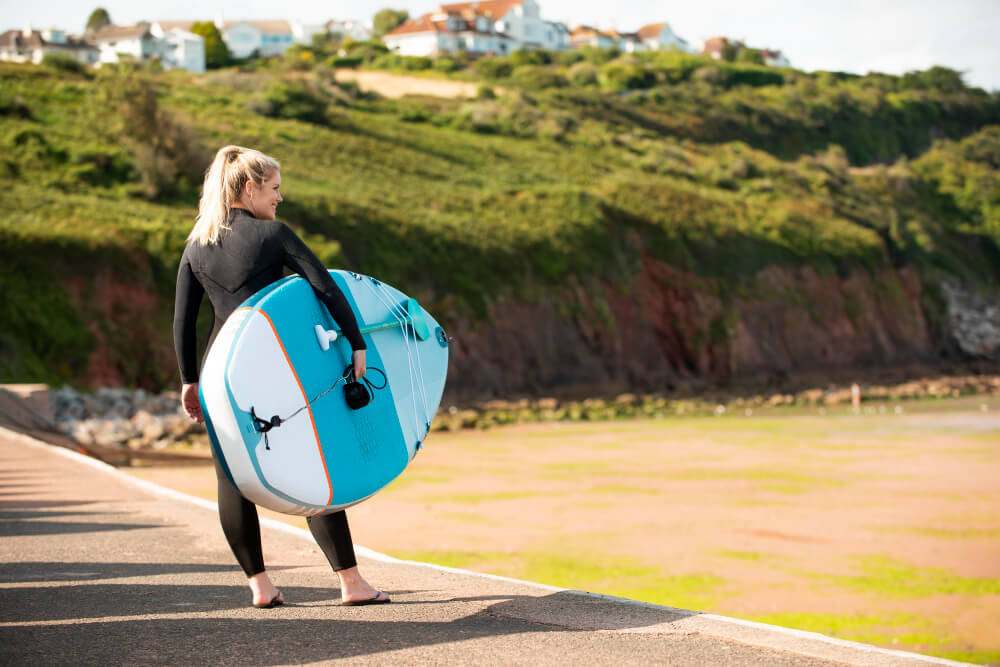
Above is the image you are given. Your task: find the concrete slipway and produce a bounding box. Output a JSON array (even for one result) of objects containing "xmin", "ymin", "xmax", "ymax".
[{"xmin": 0, "ymin": 427, "xmax": 971, "ymax": 666}]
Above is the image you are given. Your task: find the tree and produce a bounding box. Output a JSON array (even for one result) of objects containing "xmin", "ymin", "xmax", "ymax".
[
  {"xmin": 85, "ymin": 8, "xmax": 111, "ymax": 34},
  {"xmin": 190, "ymin": 21, "xmax": 231, "ymax": 69},
  {"xmin": 737, "ymin": 48, "xmax": 765, "ymax": 66},
  {"xmin": 720, "ymin": 42, "xmax": 740, "ymax": 62},
  {"xmin": 372, "ymin": 9, "xmax": 408, "ymax": 38}
]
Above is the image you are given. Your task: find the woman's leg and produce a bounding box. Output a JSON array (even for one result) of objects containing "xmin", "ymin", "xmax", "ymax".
[
  {"xmin": 307, "ymin": 511, "xmax": 388, "ymax": 603},
  {"xmin": 215, "ymin": 460, "xmax": 281, "ymax": 605}
]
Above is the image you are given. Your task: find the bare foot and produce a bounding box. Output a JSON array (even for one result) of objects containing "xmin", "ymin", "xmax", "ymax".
[
  {"xmin": 337, "ymin": 566, "xmax": 388, "ymax": 604},
  {"xmin": 248, "ymin": 571, "xmax": 283, "ymax": 607}
]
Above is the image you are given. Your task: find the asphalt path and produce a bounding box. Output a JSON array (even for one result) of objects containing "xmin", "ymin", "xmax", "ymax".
[{"xmin": 0, "ymin": 429, "xmax": 968, "ymax": 666}]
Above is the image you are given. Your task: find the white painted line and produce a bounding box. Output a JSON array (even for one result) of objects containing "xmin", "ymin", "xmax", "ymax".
[{"xmin": 2, "ymin": 426, "xmax": 971, "ymax": 666}]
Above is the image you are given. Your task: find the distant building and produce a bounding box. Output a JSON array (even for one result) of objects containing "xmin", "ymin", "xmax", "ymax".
[
  {"xmin": 325, "ymin": 20, "xmax": 372, "ymax": 42},
  {"xmin": 89, "ymin": 24, "xmax": 159, "ymax": 65},
  {"xmin": 569, "ymin": 25, "xmax": 617, "ymax": 50},
  {"xmin": 701, "ymin": 36, "xmax": 737, "ymax": 60},
  {"xmin": 761, "ymin": 48, "xmax": 790, "ymax": 67},
  {"xmin": 148, "ymin": 22, "xmax": 206, "ymax": 73},
  {"xmin": 635, "ymin": 22, "xmax": 691, "ymax": 52},
  {"xmin": 616, "ymin": 31, "xmax": 642, "ymax": 53},
  {"xmin": 544, "ymin": 20, "xmax": 570, "ymax": 51},
  {"xmin": 702, "ymin": 36, "xmax": 789, "ymax": 67},
  {"xmin": 384, "ymin": 0, "xmax": 567, "ymax": 56},
  {"xmin": 218, "ymin": 19, "xmax": 295, "ymax": 59},
  {"xmin": 0, "ymin": 26, "xmax": 98, "ymax": 64},
  {"xmin": 384, "ymin": 11, "xmax": 518, "ymax": 56}
]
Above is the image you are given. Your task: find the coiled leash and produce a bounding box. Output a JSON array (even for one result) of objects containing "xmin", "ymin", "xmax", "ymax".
[{"xmin": 250, "ymin": 365, "xmax": 386, "ymax": 450}]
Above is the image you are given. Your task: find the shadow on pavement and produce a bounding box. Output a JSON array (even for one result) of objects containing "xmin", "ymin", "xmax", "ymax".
[
  {"xmin": 0, "ymin": 588, "xmax": 697, "ymax": 664},
  {"xmin": 0, "ymin": 509, "xmax": 161, "ymax": 538},
  {"xmin": 0, "ymin": 561, "xmax": 239, "ymax": 584}
]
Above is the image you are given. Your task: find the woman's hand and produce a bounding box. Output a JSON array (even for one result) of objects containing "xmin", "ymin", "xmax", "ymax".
[
  {"xmin": 181, "ymin": 382, "xmax": 203, "ymax": 423},
  {"xmin": 352, "ymin": 349, "xmax": 367, "ymax": 380}
]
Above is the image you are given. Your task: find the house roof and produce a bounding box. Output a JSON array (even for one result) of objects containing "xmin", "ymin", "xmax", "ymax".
[
  {"xmin": 0, "ymin": 28, "xmax": 96, "ymax": 50},
  {"xmin": 222, "ymin": 20, "xmax": 293, "ymax": 34},
  {"xmin": 702, "ymin": 36, "xmax": 730, "ymax": 53},
  {"xmin": 385, "ymin": 14, "xmax": 450, "ymax": 36},
  {"xmin": 385, "ymin": 12, "xmax": 515, "ymax": 39},
  {"xmin": 90, "ymin": 25, "xmax": 152, "ymax": 42},
  {"xmin": 636, "ymin": 22, "xmax": 667, "ymax": 40},
  {"xmin": 438, "ymin": 0, "xmax": 523, "ymax": 20}
]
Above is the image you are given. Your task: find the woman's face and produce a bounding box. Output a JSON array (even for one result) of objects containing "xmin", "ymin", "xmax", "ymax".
[{"xmin": 248, "ymin": 170, "xmax": 283, "ymax": 220}]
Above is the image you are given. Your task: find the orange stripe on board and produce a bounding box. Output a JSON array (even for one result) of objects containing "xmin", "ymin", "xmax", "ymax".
[{"xmin": 257, "ymin": 309, "xmax": 334, "ymax": 506}]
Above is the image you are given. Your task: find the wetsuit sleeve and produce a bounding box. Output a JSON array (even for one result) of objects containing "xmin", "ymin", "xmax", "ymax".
[
  {"xmin": 173, "ymin": 246, "xmax": 205, "ymax": 384},
  {"xmin": 277, "ymin": 223, "xmax": 366, "ymax": 351}
]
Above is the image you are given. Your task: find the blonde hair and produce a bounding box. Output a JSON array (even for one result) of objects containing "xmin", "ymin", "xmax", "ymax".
[{"xmin": 189, "ymin": 145, "xmax": 281, "ymax": 245}]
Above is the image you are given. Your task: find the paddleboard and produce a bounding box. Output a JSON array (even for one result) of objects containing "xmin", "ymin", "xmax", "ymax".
[{"xmin": 199, "ymin": 270, "xmax": 449, "ymax": 516}]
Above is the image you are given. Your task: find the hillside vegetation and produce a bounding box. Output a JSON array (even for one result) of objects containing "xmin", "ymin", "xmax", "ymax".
[{"xmin": 1, "ymin": 53, "xmax": 998, "ymax": 392}]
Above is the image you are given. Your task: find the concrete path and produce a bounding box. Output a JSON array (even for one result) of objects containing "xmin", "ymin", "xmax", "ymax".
[{"xmin": 0, "ymin": 428, "xmax": 967, "ymax": 666}]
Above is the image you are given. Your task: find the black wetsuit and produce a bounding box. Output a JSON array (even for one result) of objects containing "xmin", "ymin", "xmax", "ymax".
[{"xmin": 173, "ymin": 208, "xmax": 364, "ymax": 576}]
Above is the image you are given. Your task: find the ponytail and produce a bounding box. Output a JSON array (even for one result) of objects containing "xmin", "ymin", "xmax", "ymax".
[{"xmin": 189, "ymin": 145, "xmax": 281, "ymax": 245}]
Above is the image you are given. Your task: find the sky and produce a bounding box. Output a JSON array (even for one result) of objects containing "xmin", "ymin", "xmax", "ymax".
[{"xmin": 4, "ymin": 0, "xmax": 999, "ymax": 90}]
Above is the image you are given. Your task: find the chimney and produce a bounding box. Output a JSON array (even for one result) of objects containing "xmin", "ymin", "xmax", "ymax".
[{"xmin": 23, "ymin": 23, "xmax": 33, "ymax": 37}]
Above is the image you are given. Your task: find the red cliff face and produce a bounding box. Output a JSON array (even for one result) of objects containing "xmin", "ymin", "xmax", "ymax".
[
  {"xmin": 72, "ymin": 259, "xmax": 936, "ymax": 398},
  {"xmin": 445, "ymin": 255, "xmax": 934, "ymax": 399},
  {"xmin": 67, "ymin": 269, "xmax": 174, "ymax": 391}
]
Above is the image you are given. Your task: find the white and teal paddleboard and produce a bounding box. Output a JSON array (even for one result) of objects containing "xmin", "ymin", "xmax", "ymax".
[{"xmin": 199, "ymin": 270, "xmax": 449, "ymax": 516}]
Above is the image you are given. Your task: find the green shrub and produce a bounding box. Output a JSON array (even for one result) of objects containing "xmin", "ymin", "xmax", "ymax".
[
  {"xmin": 401, "ymin": 55, "xmax": 433, "ymax": 71},
  {"xmin": 328, "ymin": 55, "xmax": 363, "ymax": 69},
  {"xmin": 475, "ymin": 57, "xmax": 513, "ymax": 79},
  {"xmin": 0, "ymin": 92, "xmax": 32, "ymax": 119},
  {"xmin": 600, "ymin": 62, "xmax": 655, "ymax": 90},
  {"xmin": 557, "ymin": 50, "xmax": 585, "ymax": 66},
  {"xmin": 567, "ymin": 62, "xmax": 599, "ymax": 86},
  {"xmin": 256, "ymin": 80, "xmax": 330, "ymax": 124},
  {"xmin": 580, "ymin": 45, "xmax": 619, "ymax": 65},
  {"xmin": 434, "ymin": 57, "xmax": 460, "ymax": 73},
  {"xmin": 510, "ymin": 49, "xmax": 552, "ymax": 67},
  {"xmin": 510, "ymin": 65, "xmax": 567, "ymax": 90},
  {"xmin": 41, "ymin": 52, "xmax": 87, "ymax": 75}
]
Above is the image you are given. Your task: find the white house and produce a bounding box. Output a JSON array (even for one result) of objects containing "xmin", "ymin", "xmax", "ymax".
[
  {"xmin": 384, "ymin": 11, "xmax": 517, "ymax": 56},
  {"xmin": 0, "ymin": 26, "xmax": 98, "ymax": 64},
  {"xmin": 160, "ymin": 29, "xmax": 205, "ymax": 73},
  {"xmin": 384, "ymin": 0, "xmax": 565, "ymax": 56},
  {"xmin": 218, "ymin": 20, "xmax": 295, "ymax": 58},
  {"xmin": 761, "ymin": 48, "xmax": 790, "ymax": 67},
  {"xmin": 569, "ymin": 26, "xmax": 617, "ymax": 50},
  {"xmin": 147, "ymin": 22, "xmax": 206, "ymax": 72},
  {"xmin": 325, "ymin": 20, "xmax": 372, "ymax": 42},
  {"xmin": 543, "ymin": 21, "xmax": 570, "ymax": 51},
  {"xmin": 291, "ymin": 20, "xmax": 327, "ymax": 45},
  {"xmin": 89, "ymin": 24, "xmax": 159, "ymax": 65},
  {"xmin": 635, "ymin": 22, "xmax": 691, "ymax": 52},
  {"xmin": 702, "ymin": 36, "xmax": 736, "ymax": 60}
]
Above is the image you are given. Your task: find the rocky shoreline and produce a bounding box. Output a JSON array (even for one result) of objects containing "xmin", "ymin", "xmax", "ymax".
[
  {"xmin": 44, "ymin": 374, "xmax": 1000, "ymax": 453},
  {"xmin": 52, "ymin": 387, "xmax": 205, "ymax": 452}
]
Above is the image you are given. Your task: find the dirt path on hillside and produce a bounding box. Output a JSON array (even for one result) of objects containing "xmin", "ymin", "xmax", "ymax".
[{"xmin": 333, "ymin": 69, "xmax": 487, "ymax": 99}]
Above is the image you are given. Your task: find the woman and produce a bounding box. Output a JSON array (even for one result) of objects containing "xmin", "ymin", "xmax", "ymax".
[{"xmin": 173, "ymin": 145, "xmax": 390, "ymax": 608}]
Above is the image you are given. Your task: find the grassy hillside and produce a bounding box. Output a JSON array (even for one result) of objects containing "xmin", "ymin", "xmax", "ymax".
[{"xmin": 1, "ymin": 57, "xmax": 998, "ymax": 389}]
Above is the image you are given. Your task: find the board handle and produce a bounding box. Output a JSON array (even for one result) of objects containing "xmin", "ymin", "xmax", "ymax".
[{"xmin": 315, "ymin": 324, "xmax": 339, "ymax": 351}]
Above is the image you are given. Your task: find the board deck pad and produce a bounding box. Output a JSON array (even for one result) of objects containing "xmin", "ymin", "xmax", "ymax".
[{"xmin": 200, "ymin": 271, "xmax": 448, "ymax": 516}]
